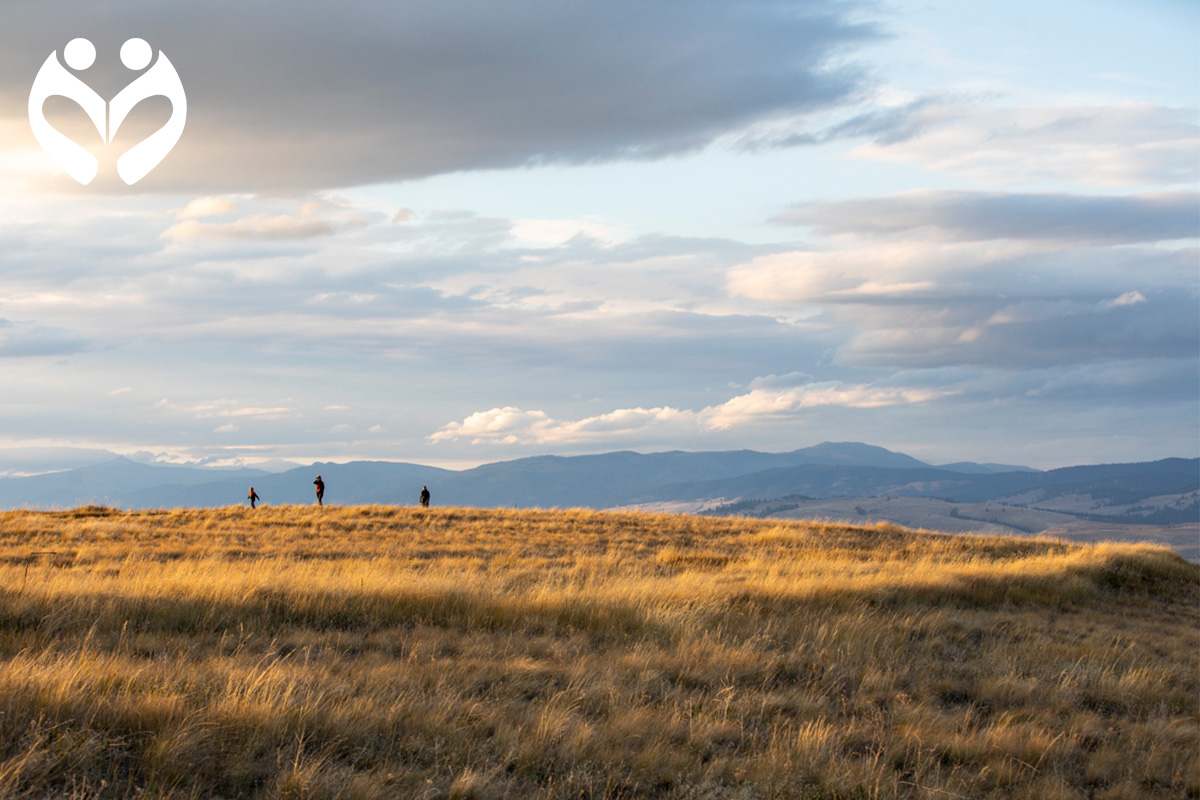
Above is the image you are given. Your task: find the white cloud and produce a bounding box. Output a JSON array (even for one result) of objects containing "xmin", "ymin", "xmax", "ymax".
[
  {"xmin": 177, "ymin": 197, "xmax": 240, "ymax": 219},
  {"xmin": 703, "ymin": 383, "xmax": 954, "ymax": 430},
  {"xmin": 726, "ymin": 241, "xmax": 1036, "ymax": 303},
  {"xmin": 214, "ymin": 424, "xmax": 239, "ymax": 433},
  {"xmin": 429, "ymin": 407, "xmax": 555, "ymax": 445},
  {"xmin": 182, "ymin": 401, "xmax": 295, "ymax": 420},
  {"xmin": 510, "ymin": 217, "xmax": 629, "ymax": 247},
  {"xmin": 162, "ymin": 214, "xmax": 334, "ymax": 242},
  {"xmin": 430, "ymin": 380, "xmax": 952, "ymax": 445},
  {"xmin": 158, "ymin": 198, "xmax": 387, "ymax": 243},
  {"xmin": 1108, "ymin": 290, "xmax": 1147, "ymax": 308},
  {"xmin": 429, "ymin": 404, "xmax": 697, "ymax": 445}
]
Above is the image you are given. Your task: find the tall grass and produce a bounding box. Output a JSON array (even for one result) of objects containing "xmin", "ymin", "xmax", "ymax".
[{"xmin": 0, "ymin": 506, "xmax": 1196, "ymax": 799}]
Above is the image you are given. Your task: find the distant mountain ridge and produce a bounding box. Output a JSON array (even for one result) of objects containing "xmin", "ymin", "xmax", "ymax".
[
  {"xmin": 394, "ymin": 443, "xmax": 936, "ymax": 509},
  {"xmin": 0, "ymin": 457, "xmax": 271, "ymax": 509},
  {"xmin": 0, "ymin": 441, "xmax": 929, "ymax": 509},
  {"xmin": 634, "ymin": 458, "xmax": 1198, "ymax": 506},
  {"xmin": 0, "ymin": 444, "xmax": 1194, "ymax": 532}
]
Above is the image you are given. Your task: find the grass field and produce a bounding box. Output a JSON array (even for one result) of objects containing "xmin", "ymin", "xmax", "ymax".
[
  {"xmin": 630, "ymin": 497, "xmax": 1200, "ymax": 562},
  {"xmin": 0, "ymin": 505, "xmax": 1196, "ymax": 799}
]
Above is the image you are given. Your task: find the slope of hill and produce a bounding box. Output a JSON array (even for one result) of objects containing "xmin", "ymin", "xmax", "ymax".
[
  {"xmin": 0, "ymin": 506, "xmax": 1194, "ymax": 799},
  {"xmin": 686, "ymin": 494, "xmax": 1200, "ymax": 561},
  {"xmin": 0, "ymin": 445, "xmax": 1192, "ymax": 551}
]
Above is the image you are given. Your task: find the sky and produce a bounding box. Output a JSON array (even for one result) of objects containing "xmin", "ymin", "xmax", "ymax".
[{"xmin": 0, "ymin": 0, "xmax": 1196, "ymax": 472}]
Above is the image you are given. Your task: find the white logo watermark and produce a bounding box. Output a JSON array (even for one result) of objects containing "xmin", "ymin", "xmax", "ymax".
[{"xmin": 29, "ymin": 37, "xmax": 186, "ymax": 185}]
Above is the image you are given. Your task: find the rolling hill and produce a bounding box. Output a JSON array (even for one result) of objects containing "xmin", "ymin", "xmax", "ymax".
[
  {"xmin": 0, "ymin": 445, "xmax": 1194, "ymax": 556},
  {"xmin": 0, "ymin": 505, "xmax": 1195, "ymax": 798}
]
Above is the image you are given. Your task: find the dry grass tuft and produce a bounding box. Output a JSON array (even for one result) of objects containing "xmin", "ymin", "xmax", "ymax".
[{"xmin": 0, "ymin": 505, "xmax": 1195, "ymax": 798}]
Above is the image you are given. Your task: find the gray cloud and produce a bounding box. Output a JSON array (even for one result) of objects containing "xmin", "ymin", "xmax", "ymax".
[
  {"xmin": 3, "ymin": 0, "xmax": 878, "ymax": 192},
  {"xmin": 844, "ymin": 101, "xmax": 1200, "ymax": 188},
  {"xmin": 736, "ymin": 94, "xmax": 950, "ymax": 149},
  {"xmin": 730, "ymin": 181, "xmax": 1199, "ymax": 380},
  {"xmin": 738, "ymin": 98, "xmax": 1199, "ymax": 188},
  {"xmin": 0, "ymin": 190, "xmax": 805, "ymax": 398},
  {"xmin": 776, "ymin": 190, "xmax": 1200, "ymax": 244},
  {"xmin": 0, "ymin": 317, "xmax": 87, "ymax": 357},
  {"xmin": 831, "ymin": 290, "xmax": 1199, "ymax": 370}
]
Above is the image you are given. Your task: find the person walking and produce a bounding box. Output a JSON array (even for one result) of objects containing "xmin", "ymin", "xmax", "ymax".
[
  {"xmin": 248, "ymin": 487, "xmax": 260, "ymax": 509},
  {"xmin": 313, "ymin": 475, "xmax": 325, "ymax": 506},
  {"xmin": 419, "ymin": 485, "xmax": 430, "ymax": 507}
]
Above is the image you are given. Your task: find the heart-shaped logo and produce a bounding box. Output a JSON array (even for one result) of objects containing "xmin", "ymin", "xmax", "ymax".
[{"xmin": 29, "ymin": 38, "xmax": 187, "ymax": 185}]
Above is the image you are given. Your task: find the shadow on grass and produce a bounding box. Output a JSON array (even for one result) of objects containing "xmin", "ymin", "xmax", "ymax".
[
  {"xmin": 0, "ymin": 585, "xmax": 660, "ymax": 643},
  {"xmin": 2, "ymin": 548, "xmax": 1194, "ymax": 644}
]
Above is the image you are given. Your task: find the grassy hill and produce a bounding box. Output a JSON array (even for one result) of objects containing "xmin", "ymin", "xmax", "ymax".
[
  {"xmin": 670, "ymin": 494, "xmax": 1200, "ymax": 561},
  {"xmin": 0, "ymin": 506, "xmax": 1196, "ymax": 799}
]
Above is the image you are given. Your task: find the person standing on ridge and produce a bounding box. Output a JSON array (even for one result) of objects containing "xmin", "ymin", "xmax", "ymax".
[
  {"xmin": 314, "ymin": 475, "xmax": 325, "ymax": 506},
  {"xmin": 419, "ymin": 485, "xmax": 430, "ymax": 507},
  {"xmin": 248, "ymin": 487, "xmax": 260, "ymax": 509}
]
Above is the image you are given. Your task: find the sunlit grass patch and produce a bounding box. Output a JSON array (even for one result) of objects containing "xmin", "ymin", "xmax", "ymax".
[{"xmin": 0, "ymin": 505, "xmax": 1195, "ymax": 798}]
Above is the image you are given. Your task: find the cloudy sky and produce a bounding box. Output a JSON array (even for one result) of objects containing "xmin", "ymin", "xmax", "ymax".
[{"xmin": 1, "ymin": 0, "xmax": 1196, "ymax": 471}]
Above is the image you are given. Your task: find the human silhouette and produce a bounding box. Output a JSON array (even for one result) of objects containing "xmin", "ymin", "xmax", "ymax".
[
  {"xmin": 419, "ymin": 485, "xmax": 430, "ymax": 507},
  {"xmin": 313, "ymin": 475, "xmax": 324, "ymax": 506},
  {"xmin": 248, "ymin": 487, "xmax": 260, "ymax": 509}
]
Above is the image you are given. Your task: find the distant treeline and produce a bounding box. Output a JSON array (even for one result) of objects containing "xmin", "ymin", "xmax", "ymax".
[
  {"xmin": 1068, "ymin": 501, "xmax": 1200, "ymax": 527},
  {"xmin": 701, "ymin": 494, "xmax": 813, "ymax": 518}
]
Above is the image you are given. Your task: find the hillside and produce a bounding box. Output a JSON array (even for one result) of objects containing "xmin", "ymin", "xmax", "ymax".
[
  {"xmin": 682, "ymin": 494, "xmax": 1200, "ymax": 561},
  {"xmin": 0, "ymin": 506, "xmax": 1195, "ymax": 799},
  {"xmin": 0, "ymin": 446, "xmax": 1193, "ymax": 560},
  {"xmin": 1, "ymin": 444, "xmax": 1193, "ymax": 515}
]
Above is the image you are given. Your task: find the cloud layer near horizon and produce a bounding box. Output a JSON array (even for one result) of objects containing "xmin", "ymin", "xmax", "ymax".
[{"xmin": 1, "ymin": 184, "xmax": 1193, "ymax": 467}]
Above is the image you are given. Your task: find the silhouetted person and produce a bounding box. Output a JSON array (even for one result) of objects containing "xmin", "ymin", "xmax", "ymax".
[
  {"xmin": 248, "ymin": 487, "xmax": 260, "ymax": 509},
  {"xmin": 419, "ymin": 485, "xmax": 430, "ymax": 507},
  {"xmin": 314, "ymin": 475, "xmax": 324, "ymax": 506}
]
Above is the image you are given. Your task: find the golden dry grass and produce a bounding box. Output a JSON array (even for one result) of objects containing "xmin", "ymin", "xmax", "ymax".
[{"xmin": 0, "ymin": 505, "xmax": 1196, "ymax": 799}]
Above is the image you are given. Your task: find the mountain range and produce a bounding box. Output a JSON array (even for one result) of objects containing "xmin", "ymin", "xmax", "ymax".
[{"xmin": 0, "ymin": 443, "xmax": 1193, "ymax": 522}]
